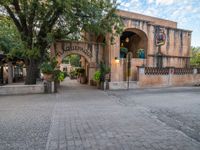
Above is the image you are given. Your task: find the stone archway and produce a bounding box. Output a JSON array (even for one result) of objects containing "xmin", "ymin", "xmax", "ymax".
[
  {"xmin": 50, "ymin": 40, "xmax": 104, "ymax": 85},
  {"xmin": 61, "ymin": 51, "xmax": 91, "ymax": 65},
  {"xmin": 61, "ymin": 53, "xmax": 90, "ymax": 84},
  {"xmin": 119, "ymin": 28, "xmax": 148, "ymax": 81},
  {"xmin": 120, "ymin": 28, "xmax": 148, "ymax": 59}
]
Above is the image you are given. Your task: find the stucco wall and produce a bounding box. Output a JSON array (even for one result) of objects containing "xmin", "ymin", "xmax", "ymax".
[
  {"xmin": 0, "ymin": 84, "xmax": 44, "ymax": 95},
  {"xmin": 137, "ymin": 68, "xmax": 200, "ymax": 88},
  {"xmin": 110, "ymin": 10, "xmax": 192, "ymax": 83}
]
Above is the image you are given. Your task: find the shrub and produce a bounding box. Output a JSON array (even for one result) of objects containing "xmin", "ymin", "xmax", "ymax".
[
  {"xmin": 54, "ymin": 70, "xmax": 65, "ymax": 81},
  {"xmin": 93, "ymin": 70, "xmax": 101, "ymax": 82},
  {"xmin": 69, "ymin": 70, "xmax": 77, "ymax": 79},
  {"xmin": 40, "ymin": 62, "xmax": 54, "ymax": 74},
  {"xmin": 76, "ymin": 68, "xmax": 85, "ymax": 76},
  {"xmin": 40, "ymin": 58, "xmax": 58, "ymax": 74}
]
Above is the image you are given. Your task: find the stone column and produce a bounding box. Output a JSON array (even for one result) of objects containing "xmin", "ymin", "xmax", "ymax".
[
  {"xmin": 110, "ymin": 36, "xmax": 120, "ymax": 82},
  {"xmin": 88, "ymin": 62, "xmax": 96, "ymax": 85},
  {"xmin": 7, "ymin": 62, "xmax": 13, "ymax": 84}
]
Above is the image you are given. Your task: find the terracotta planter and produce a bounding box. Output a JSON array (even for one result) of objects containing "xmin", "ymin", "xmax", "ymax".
[{"xmin": 43, "ymin": 73, "xmax": 53, "ymax": 81}]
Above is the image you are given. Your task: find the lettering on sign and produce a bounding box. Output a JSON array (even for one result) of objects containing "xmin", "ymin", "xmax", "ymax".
[{"xmin": 63, "ymin": 43, "xmax": 92, "ymax": 58}]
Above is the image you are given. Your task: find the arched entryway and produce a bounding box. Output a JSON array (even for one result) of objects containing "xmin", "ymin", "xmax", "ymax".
[
  {"xmin": 60, "ymin": 53, "xmax": 90, "ymax": 84},
  {"xmin": 119, "ymin": 28, "xmax": 148, "ymax": 81},
  {"xmin": 120, "ymin": 28, "xmax": 148, "ymax": 59},
  {"xmin": 51, "ymin": 40, "xmax": 105, "ymax": 87}
]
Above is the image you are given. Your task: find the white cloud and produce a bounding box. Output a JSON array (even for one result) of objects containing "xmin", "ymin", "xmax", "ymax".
[
  {"xmin": 156, "ymin": 0, "xmax": 174, "ymax": 5},
  {"xmin": 143, "ymin": 7, "xmax": 158, "ymax": 16},
  {"xmin": 117, "ymin": 0, "xmax": 200, "ymax": 46},
  {"xmin": 147, "ymin": 0, "xmax": 154, "ymax": 4}
]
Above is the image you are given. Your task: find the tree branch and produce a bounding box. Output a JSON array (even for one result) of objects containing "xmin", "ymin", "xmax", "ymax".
[
  {"xmin": 4, "ymin": 5, "xmax": 23, "ymax": 33},
  {"xmin": 12, "ymin": 0, "xmax": 28, "ymax": 35}
]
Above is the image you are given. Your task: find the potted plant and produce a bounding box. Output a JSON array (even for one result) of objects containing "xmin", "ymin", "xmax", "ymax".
[
  {"xmin": 100, "ymin": 62, "xmax": 110, "ymax": 90},
  {"xmin": 54, "ymin": 69, "xmax": 65, "ymax": 92},
  {"xmin": 40, "ymin": 57, "xmax": 58, "ymax": 81},
  {"xmin": 137, "ymin": 49, "xmax": 145, "ymax": 59},
  {"xmin": 93, "ymin": 70, "xmax": 101, "ymax": 88},
  {"xmin": 40, "ymin": 62, "xmax": 54, "ymax": 81}
]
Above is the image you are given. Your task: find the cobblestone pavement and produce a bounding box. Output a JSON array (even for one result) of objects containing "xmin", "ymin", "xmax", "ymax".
[
  {"xmin": 45, "ymin": 79, "xmax": 200, "ymax": 150},
  {"xmin": 108, "ymin": 87, "xmax": 200, "ymax": 147},
  {"xmin": 0, "ymin": 93, "xmax": 56, "ymax": 150},
  {"xmin": 1, "ymin": 79, "xmax": 200, "ymax": 150}
]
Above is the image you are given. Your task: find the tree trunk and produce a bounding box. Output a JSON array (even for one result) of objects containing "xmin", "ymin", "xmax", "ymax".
[{"xmin": 25, "ymin": 59, "xmax": 39, "ymax": 85}]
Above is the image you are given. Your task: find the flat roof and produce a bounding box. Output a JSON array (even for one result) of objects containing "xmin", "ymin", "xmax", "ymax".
[
  {"xmin": 117, "ymin": 9, "xmax": 192, "ymax": 32},
  {"xmin": 117, "ymin": 9, "xmax": 177, "ymax": 28}
]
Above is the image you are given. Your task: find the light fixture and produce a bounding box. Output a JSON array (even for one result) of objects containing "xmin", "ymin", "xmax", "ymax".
[
  {"xmin": 125, "ymin": 37, "xmax": 129, "ymax": 43},
  {"xmin": 115, "ymin": 57, "xmax": 120, "ymax": 64}
]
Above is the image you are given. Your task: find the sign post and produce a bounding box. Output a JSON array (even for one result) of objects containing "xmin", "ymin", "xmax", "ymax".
[{"xmin": 126, "ymin": 52, "xmax": 132, "ymax": 90}]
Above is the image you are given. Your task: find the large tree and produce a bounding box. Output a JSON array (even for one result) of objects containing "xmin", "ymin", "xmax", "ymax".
[
  {"xmin": 190, "ymin": 46, "xmax": 200, "ymax": 67},
  {"xmin": 0, "ymin": 0, "xmax": 123, "ymax": 84},
  {"xmin": 0, "ymin": 15, "xmax": 24, "ymax": 57}
]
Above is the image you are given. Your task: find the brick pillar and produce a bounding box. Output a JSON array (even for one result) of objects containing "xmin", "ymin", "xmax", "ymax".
[{"xmin": 168, "ymin": 67, "xmax": 174, "ymax": 86}]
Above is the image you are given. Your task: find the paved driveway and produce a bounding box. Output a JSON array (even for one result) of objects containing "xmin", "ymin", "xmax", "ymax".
[{"xmin": 0, "ymin": 79, "xmax": 200, "ymax": 150}]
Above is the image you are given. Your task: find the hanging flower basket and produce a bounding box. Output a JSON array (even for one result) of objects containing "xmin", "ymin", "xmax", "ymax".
[{"xmin": 120, "ymin": 47, "xmax": 128, "ymax": 53}]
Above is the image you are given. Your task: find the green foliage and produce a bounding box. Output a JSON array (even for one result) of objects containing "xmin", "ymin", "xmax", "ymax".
[
  {"xmin": 190, "ymin": 47, "xmax": 200, "ymax": 67},
  {"xmin": 63, "ymin": 72, "xmax": 68, "ymax": 77},
  {"xmin": 40, "ymin": 62, "xmax": 54, "ymax": 74},
  {"xmin": 62, "ymin": 55, "xmax": 80, "ymax": 67},
  {"xmin": 93, "ymin": 62, "xmax": 110, "ymax": 82},
  {"xmin": 137, "ymin": 49, "xmax": 145, "ymax": 58},
  {"xmin": 0, "ymin": 0, "xmax": 123, "ymax": 83},
  {"xmin": 0, "ymin": 16, "xmax": 24, "ymax": 57},
  {"xmin": 40, "ymin": 58, "xmax": 58, "ymax": 74},
  {"xmin": 54, "ymin": 70, "xmax": 65, "ymax": 81},
  {"xmin": 93, "ymin": 70, "xmax": 101, "ymax": 82},
  {"xmin": 69, "ymin": 70, "xmax": 78, "ymax": 79},
  {"xmin": 76, "ymin": 68, "xmax": 85, "ymax": 76},
  {"xmin": 41, "ymin": 58, "xmax": 65, "ymax": 81},
  {"xmin": 99, "ymin": 62, "xmax": 110, "ymax": 81},
  {"xmin": 120, "ymin": 47, "xmax": 128, "ymax": 53},
  {"xmin": 0, "ymin": 0, "xmax": 123, "ymax": 59}
]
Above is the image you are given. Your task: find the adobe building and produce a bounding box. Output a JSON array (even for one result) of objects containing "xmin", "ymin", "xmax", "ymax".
[{"xmin": 51, "ymin": 10, "xmax": 200, "ymax": 89}]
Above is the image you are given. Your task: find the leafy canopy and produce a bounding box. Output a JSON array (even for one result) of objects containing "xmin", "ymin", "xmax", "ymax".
[
  {"xmin": 0, "ymin": 0, "xmax": 124, "ymax": 60},
  {"xmin": 0, "ymin": 15, "xmax": 24, "ymax": 57},
  {"xmin": 62, "ymin": 55, "xmax": 81, "ymax": 67},
  {"xmin": 190, "ymin": 46, "xmax": 200, "ymax": 67}
]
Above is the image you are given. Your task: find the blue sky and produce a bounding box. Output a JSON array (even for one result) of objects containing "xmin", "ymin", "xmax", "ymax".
[{"xmin": 117, "ymin": 0, "xmax": 200, "ymax": 47}]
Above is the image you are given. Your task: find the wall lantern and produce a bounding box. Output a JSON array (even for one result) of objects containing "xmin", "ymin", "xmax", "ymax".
[
  {"xmin": 125, "ymin": 37, "xmax": 129, "ymax": 43},
  {"xmin": 115, "ymin": 57, "xmax": 120, "ymax": 64}
]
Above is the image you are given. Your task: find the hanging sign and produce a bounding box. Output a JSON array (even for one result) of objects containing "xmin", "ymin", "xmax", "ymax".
[{"xmin": 156, "ymin": 28, "xmax": 166, "ymax": 46}]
